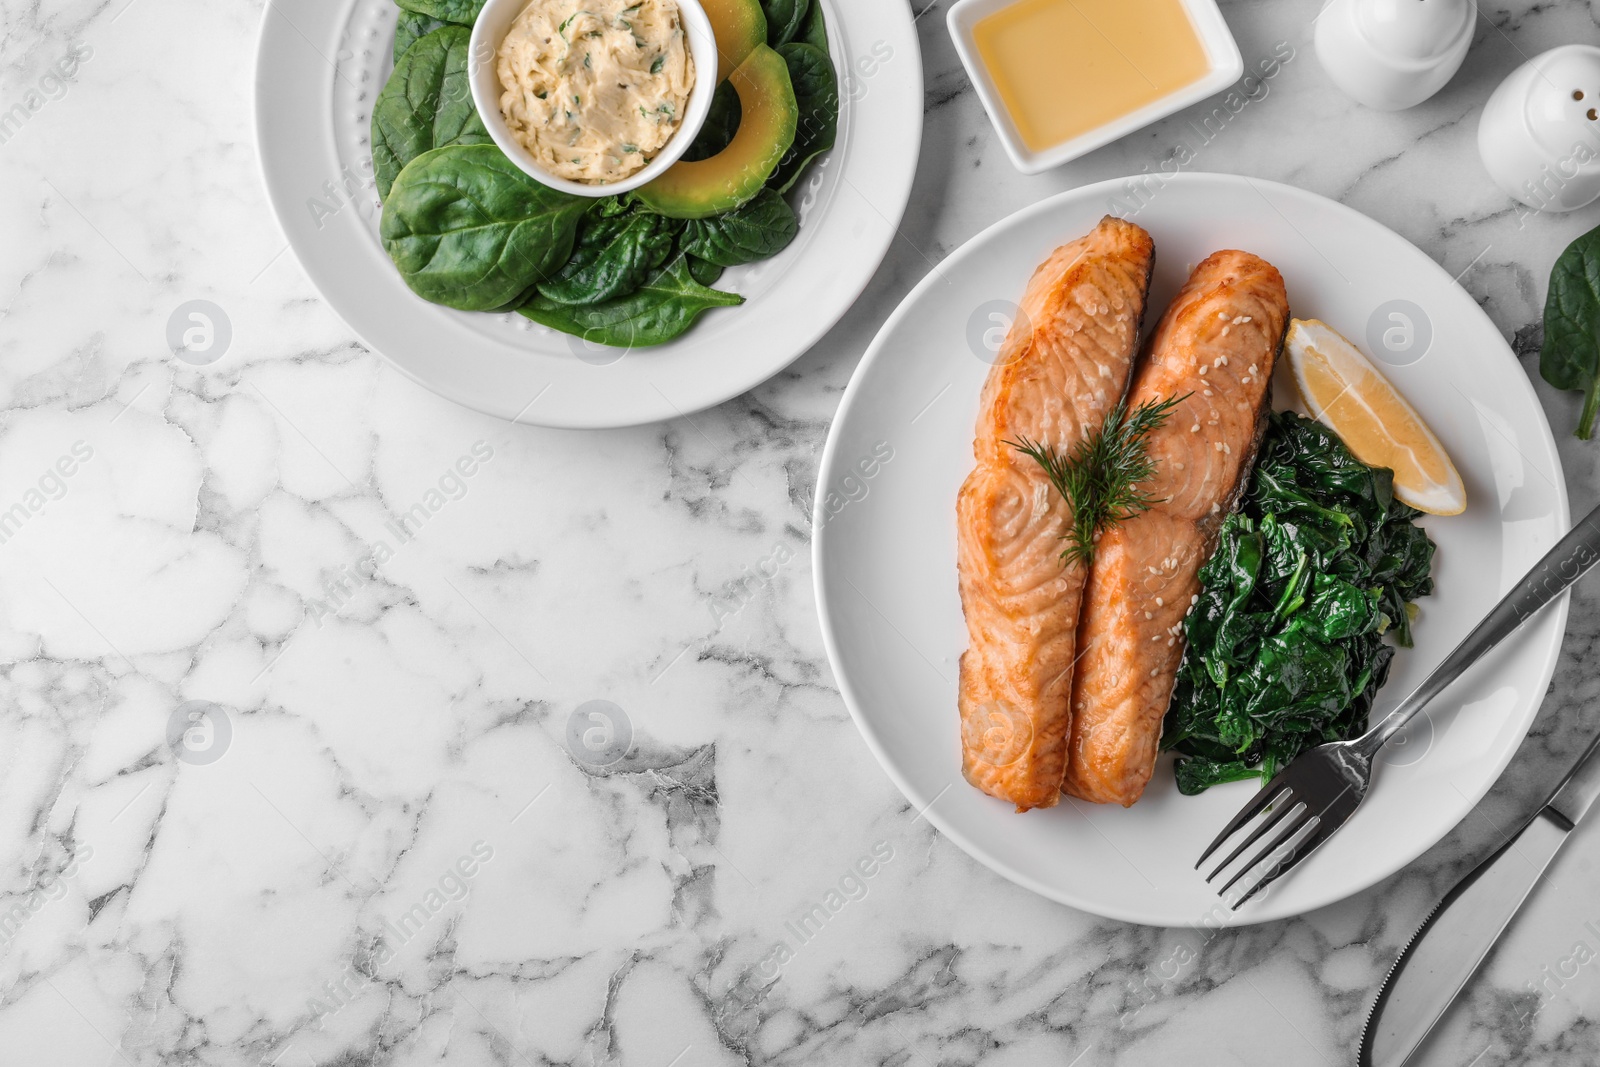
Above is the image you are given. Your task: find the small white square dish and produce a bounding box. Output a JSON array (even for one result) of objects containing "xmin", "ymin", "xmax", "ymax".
[{"xmin": 948, "ymin": 0, "xmax": 1244, "ymax": 175}]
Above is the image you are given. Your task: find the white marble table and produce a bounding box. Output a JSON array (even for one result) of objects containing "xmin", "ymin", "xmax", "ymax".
[{"xmin": 1, "ymin": 0, "xmax": 1599, "ymax": 1063}]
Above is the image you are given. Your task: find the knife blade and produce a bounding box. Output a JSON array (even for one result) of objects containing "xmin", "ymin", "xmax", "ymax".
[{"xmin": 1360, "ymin": 728, "xmax": 1600, "ymax": 1067}]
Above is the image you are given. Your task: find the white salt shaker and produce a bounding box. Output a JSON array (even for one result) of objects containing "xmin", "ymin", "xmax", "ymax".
[
  {"xmin": 1478, "ymin": 45, "xmax": 1600, "ymax": 213},
  {"xmin": 1314, "ymin": 0, "xmax": 1474, "ymax": 111}
]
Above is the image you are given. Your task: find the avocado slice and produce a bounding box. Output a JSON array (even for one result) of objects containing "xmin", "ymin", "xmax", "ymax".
[
  {"xmin": 636, "ymin": 44, "xmax": 797, "ymax": 220},
  {"xmin": 702, "ymin": 0, "xmax": 767, "ymax": 83}
]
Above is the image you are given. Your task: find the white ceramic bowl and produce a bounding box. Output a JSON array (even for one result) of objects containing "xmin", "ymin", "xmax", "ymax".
[
  {"xmin": 946, "ymin": 0, "xmax": 1244, "ymax": 175},
  {"xmin": 469, "ymin": 0, "xmax": 718, "ymax": 197}
]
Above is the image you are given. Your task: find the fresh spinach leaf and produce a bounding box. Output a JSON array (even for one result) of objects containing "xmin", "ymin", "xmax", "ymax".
[
  {"xmin": 687, "ymin": 256, "xmax": 724, "ymax": 288},
  {"xmin": 594, "ymin": 195, "xmax": 632, "ymax": 219},
  {"xmin": 681, "ymin": 80, "xmax": 742, "ymax": 162},
  {"xmin": 381, "ymin": 144, "xmax": 589, "ymax": 311},
  {"xmin": 761, "ymin": 0, "xmax": 810, "ymax": 46},
  {"xmin": 486, "ymin": 280, "xmax": 546, "ymax": 314},
  {"xmin": 769, "ymin": 42, "xmax": 837, "ymax": 194},
  {"xmin": 519, "ymin": 254, "xmax": 743, "ymax": 347},
  {"xmin": 1163, "ymin": 411, "xmax": 1436, "ymax": 794},
  {"xmin": 394, "ymin": 10, "xmax": 447, "ymax": 62},
  {"xmin": 799, "ymin": 0, "xmax": 828, "ymax": 52},
  {"xmin": 394, "ymin": 0, "xmax": 484, "ymax": 25},
  {"xmin": 539, "ymin": 209, "xmax": 678, "ymax": 306},
  {"xmin": 1543, "ymin": 224, "xmax": 1600, "ymax": 439},
  {"xmin": 372, "ymin": 26, "xmax": 493, "ymax": 200},
  {"xmin": 681, "ymin": 189, "xmax": 798, "ymax": 266}
]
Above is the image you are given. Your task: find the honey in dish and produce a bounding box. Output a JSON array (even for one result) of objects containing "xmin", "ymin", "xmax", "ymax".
[{"xmin": 973, "ymin": 0, "xmax": 1211, "ymax": 153}]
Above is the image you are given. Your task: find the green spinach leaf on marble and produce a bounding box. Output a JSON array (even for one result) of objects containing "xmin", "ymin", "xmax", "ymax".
[{"xmin": 1543, "ymin": 223, "xmax": 1600, "ymax": 439}]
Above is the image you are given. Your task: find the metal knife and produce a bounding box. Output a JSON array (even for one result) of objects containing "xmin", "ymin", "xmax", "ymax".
[{"xmin": 1360, "ymin": 728, "xmax": 1600, "ymax": 1067}]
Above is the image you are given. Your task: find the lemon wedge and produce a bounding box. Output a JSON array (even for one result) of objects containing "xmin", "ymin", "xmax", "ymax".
[{"xmin": 1286, "ymin": 318, "xmax": 1466, "ymax": 516}]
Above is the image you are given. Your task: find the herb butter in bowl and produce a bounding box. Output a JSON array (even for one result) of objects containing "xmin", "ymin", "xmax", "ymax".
[{"xmin": 470, "ymin": 0, "xmax": 719, "ymax": 196}]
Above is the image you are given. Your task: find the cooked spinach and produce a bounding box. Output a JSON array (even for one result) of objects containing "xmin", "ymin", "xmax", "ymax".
[
  {"xmin": 1543, "ymin": 223, "xmax": 1600, "ymax": 439},
  {"xmin": 682, "ymin": 80, "xmax": 742, "ymax": 162},
  {"xmin": 768, "ymin": 42, "xmax": 838, "ymax": 194},
  {"xmin": 1162, "ymin": 412, "xmax": 1436, "ymax": 794},
  {"xmin": 799, "ymin": 0, "xmax": 828, "ymax": 51},
  {"xmin": 538, "ymin": 208, "xmax": 679, "ymax": 306},
  {"xmin": 681, "ymin": 189, "xmax": 798, "ymax": 266},
  {"xmin": 762, "ymin": 0, "xmax": 811, "ymax": 46},
  {"xmin": 394, "ymin": 0, "xmax": 484, "ymax": 24},
  {"xmin": 380, "ymin": 144, "xmax": 589, "ymax": 311},
  {"xmin": 373, "ymin": 26, "xmax": 492, "ymax": 200},
  {"xmin": 520, "ymin": 254, "xmax": 743, "ymax": 347},
  {"xmin": 394, "ymin": 10, "xmax": 448, "ymax": 62}
]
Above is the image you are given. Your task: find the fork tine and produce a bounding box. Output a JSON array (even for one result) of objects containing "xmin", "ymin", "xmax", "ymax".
[
  {"xmin": 1204, "ymin": 794, "xmax": 1301, "ymax": 883},
  {"xmin": 1195, "ymin": 768, "xmax": 1297, "ymax": 869},
  {"xmin": 1228, "ymin": 814, "xmax": 1339, "ymax": 909},
  {"xmin": 1216, "ymin": 803, "xmax": 1315, "ymax": 899}
]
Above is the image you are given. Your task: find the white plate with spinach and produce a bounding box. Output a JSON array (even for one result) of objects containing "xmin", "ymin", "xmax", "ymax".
[
  {"xmin": 253, "ymin": 0, "xmax": 921, "ymax": 427},
  {"xmin": 816, "ymin": 173, "xmax": 1570, "ymax": 925}
]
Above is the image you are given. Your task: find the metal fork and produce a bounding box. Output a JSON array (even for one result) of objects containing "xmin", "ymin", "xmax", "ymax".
[{"xmin": 1197, "ymin": 501, "xmax": 1600, "ymax": 909}]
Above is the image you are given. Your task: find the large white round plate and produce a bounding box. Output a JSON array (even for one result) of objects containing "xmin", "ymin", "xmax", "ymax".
[
  {"xmin": 253, "ymin": 0, "xmax": 921, "ymax": 428},
  {"xmin": 814, "ymin": 173, "xmax": 1570, "ymax": 926}
]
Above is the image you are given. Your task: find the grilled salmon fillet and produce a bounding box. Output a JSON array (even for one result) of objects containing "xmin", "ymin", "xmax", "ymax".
[
  {"xmin": 1063, "ymin": 250, "xmax": 1290, "ymax": 806},
  {"xmin": 957, "ymin": 216, "xmax": 1155, "ymax": 812}
]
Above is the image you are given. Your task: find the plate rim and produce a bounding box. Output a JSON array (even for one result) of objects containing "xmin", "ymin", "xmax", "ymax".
[
  {"xmin": 812, "ymin": 170, "xmax": 1571, "ymax": 927},
  {"xmin": 250, "ymin": 0, "xmax": 925, "ymax": 429}
]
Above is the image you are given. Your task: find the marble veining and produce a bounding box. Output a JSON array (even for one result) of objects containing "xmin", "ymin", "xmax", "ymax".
[{"xmin": 0, "ymin": 0, "xmax": 1598, "ymax": 1063}]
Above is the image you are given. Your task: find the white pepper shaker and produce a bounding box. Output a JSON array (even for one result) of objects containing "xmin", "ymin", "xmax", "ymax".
[
  {"xmin": 1478, "ymin": 45, "xmax": 1600, "ymax": 213},
  {"xmin": 1314, "ymin": 0, "xmax": 1475, "ymax": 111}
]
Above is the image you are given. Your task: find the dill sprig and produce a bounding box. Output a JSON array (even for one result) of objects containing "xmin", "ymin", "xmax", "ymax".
[{"xmin": 1007, "ymin": 394, "xmax": 1188, "ymax": 568}]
